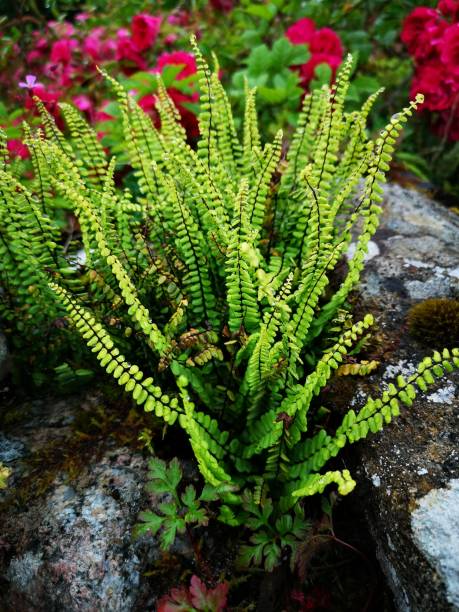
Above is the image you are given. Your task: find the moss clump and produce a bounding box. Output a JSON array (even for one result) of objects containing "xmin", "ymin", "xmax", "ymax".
[{"xmin": 407, "ymin": 298, "xmax": 459, "ymax": 348}]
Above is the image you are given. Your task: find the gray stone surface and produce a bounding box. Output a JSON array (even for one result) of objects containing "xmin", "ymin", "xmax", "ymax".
[
  {"xmin": 0, "ymin": 332, "xmax": 8, "ymax": 381},
  {"xmin": 0, "ymin": 392, "xmax": 194, "ymax": 611},
  {"xmin": 412, "ymin": 479, "xmax": 459, "ymax": 609},
  {"xmin": 350, "ymin": 183, "xmax": 459, "ymax": 611}
]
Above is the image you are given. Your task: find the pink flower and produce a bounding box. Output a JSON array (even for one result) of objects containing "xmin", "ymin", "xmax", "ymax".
[
  {"xmin": 19, "ymin": 74, "xmax": 39, "ymax": 89},
  {"xmin": 131, "ymin": 13, "xmax": 162, "ymax": 51},
  {"xmin": 75, "ymin": 12, "xmax": 90, "ymax": 22},
  {"xmin": 73, "ymin": 94, "xmax": 93, "ymax": 113},
  {"xmin": 309, "ymin": 28, "xmax": 343, "ymax": 59},
  {"xmin": 32, "ymin": 35, "xmax": 49, "ymax": 51},
  {"xmin": 165, "ymin": 34, "xmax": 178, "ymax": 45},
  {"xmin": 50, "ymin": 38, "xmax": 78, "ymax": 64},
  {"xmin": 27, "ymin": 36, "xmax": 48, "ymax": 63},
  {"xmin": 83, "ymin": 27, "xmax": 116, "ymax": 62},
  {"xmin": 156, "ymin": 51, "xmax": 197, "ymax": 79},
  {"xmin": 441, "ymin": 24, "xmax": 459, "ymax": 75},
  {"xmin": 49, "ymin": 21, "xmax": 75, "ymax": 38},
  {"xmin": 26, "ymin": 50, "xmax": 44, "ymax": 63},
  {"xmin": 286, "ymin": 18, "xmax": 316, "ymax": 45},
  {"xmin": 167, "ymin": 11, "xmax": 190, "ymax": 26},
  {"xmin": 7, "ymin": 139, "xmax": 29, "ymax": 160},
  {"xmin": 83, "ymin": 27, "xmax": 104, "ymax": 60}
]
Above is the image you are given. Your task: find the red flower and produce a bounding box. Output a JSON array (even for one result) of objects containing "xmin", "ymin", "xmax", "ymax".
[
  {"xmin": 25, "ymin": 84, "xmax": 62, "ymax": 126},
  {"xmin": 309, "ymin": 27, "xmax": 343, "ymax": 59},
  {"xmin": 137, "ymin": 94, "xmax": 160, "ymax": 129},
  {"xmin": 131, "ymin": 13, "xmax": 162, "ymax": 51},
  {"xmin": 141, "ymin": 49, "xmax": 199, "ymax": 139},
  {"xmin": 7, "ymin": 139, "xmax": 29, "ymax": 160},
  {"xmin": 286, "ymin": 19, "xmax": 343, "ymax": 88},
  {"xmin": 50, "ymin": 38, "xmax": 78, "ymax": 64},
  {"xmin": 168, "ymin": 88, "xmax": 199, "ymax": 139},
  {"xmin": 300, "ymin": 53, "xmax": 342, "ymax": 87},
  {"xmin": 94, "ymin": 100, "xmax": 114, "ymax": 123},
  {"xmin": 401, "ymin": 8, "xmax": 446, "ymax": 59},
  {"xmin": 209, "ymin": 0, "xmax": 234, "ymax": 12},
  {"xmin": 286, "ymin": 18, "xmax": 316, "ymax": 45},
  {"xmin": 116, "ymin": 29, "xmax": 146, "ymax": 70},
  {"xmin": 438, "ymin": 0, "xmax": 459, "ymax": 21},
  {"xmin": 156, "ymin": 51, "xmax": 197, "ymax": 80},
  {"xmin": 410, "ymin": 62, "xmax": 456, "ymax": 110},
  {"xmin": 441, "ymin": 24, "xmax": 459, "ymax": 74}
]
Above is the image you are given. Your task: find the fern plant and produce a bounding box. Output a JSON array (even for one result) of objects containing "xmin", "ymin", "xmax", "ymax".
[{"xmin": 1, "ymin": 38, "xmax": 458, "ymax": 570}]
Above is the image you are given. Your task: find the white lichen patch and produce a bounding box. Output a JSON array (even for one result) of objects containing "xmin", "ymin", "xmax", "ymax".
[
  {"xmin": 347, "ymin": 240, "xmax": 380, "ymax": 262},
  {"xmin": 6, "ymin": 551, "xmax": 44, "ymax": 590},
  {"xmin": 411, "ymin": 479, "xmax": 459, "ymax": 608},
  {"xmin": 371, "ymin": 474, "xmax": 381, "ymax": 487},
  {"xmin": 383, "ymin": 359, "xmax": 417, "ymax": 381},
  {"xmin": 404, "ymin": 258, "xmax": 432, "ymax": 270},
  {"xmin": 350, "ymin": 388, "xmax": 367, "ymax": 408},
  {"xmin": 403, "ymin": 258, "xmax": 459, "ymax": 282},
  {"xmin": 426, "ymin": 381, "xmax": 456, "ymax": 405}
]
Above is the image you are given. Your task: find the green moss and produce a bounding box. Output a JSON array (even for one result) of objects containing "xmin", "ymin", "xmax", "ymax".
[{"xmin": 407, "ymin": 298, "xmax": 459, "ymax": 348}]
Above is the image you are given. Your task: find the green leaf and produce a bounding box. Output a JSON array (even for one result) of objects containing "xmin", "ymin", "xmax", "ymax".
[
  {"xmin": 137, "ymin": 511, "xmax": 163, "ymax": 535},
  {"xmin": 181, "ymin": 484, "xmax": 197, "ymax": 507},
  {"xmin": 246, "ymin": 45, "xmax": 272, "ymax": 75},
  {"xmin": 245, "ymin": 3, "xmax": 277, "ymax": 20},
  {"xmin": 166, "ymin": 457, "xmax": 183, "ymax": 490},
  {"xmin": 159, "ymin": 501, "xmax": 178, "ymax": 517},
  {"xmin": 264, "ymin": 542, "xmax": 282, "ymax": 571}
]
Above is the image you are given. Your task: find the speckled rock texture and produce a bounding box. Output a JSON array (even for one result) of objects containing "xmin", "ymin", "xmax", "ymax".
[
  {"xmin": 0, "ymin": 392, "xmax": 194, "ymax": 611},
  {"xmin": 351, "ymin": 184, "xmax": 459, "ymax": 611}
]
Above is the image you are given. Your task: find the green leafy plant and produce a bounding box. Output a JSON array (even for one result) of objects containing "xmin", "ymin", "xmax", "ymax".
[
  {"xmin": 1, "ymin": 38, "xmax": 458, "ymax": 570},
  {"xmin": 135, "ymin": 457, "xmax": 230, "ymax": 550},
  {"xmin": 230, "ymin": 37, "xmax": 309, "ymax": 132}
]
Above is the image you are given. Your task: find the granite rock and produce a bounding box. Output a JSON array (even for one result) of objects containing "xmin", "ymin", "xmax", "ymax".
[
  {"xmin": 0, "ymin": 392, "xmax": 194, "ymax": 612},
  {"xmin": 351, "ymin": 184, "xmax": 459, "ymax": 611}
]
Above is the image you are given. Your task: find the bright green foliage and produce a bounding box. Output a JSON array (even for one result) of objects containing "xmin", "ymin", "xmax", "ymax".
[{"xmin": 1, "ymin": 40, "xmax": 457, "ymax": 570}]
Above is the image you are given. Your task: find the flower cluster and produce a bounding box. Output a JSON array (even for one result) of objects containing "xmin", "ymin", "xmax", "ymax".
[
  {"xmin": 285, "ymin": 17, "xmax": 343, "ymax": 89},
  {"xmin": 5, "ymin": 11, "xmax": 201, "ymax": 158},
  {"xmin": 402, "ymin": 1, "xmax": 459, "ymax": 140}
]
